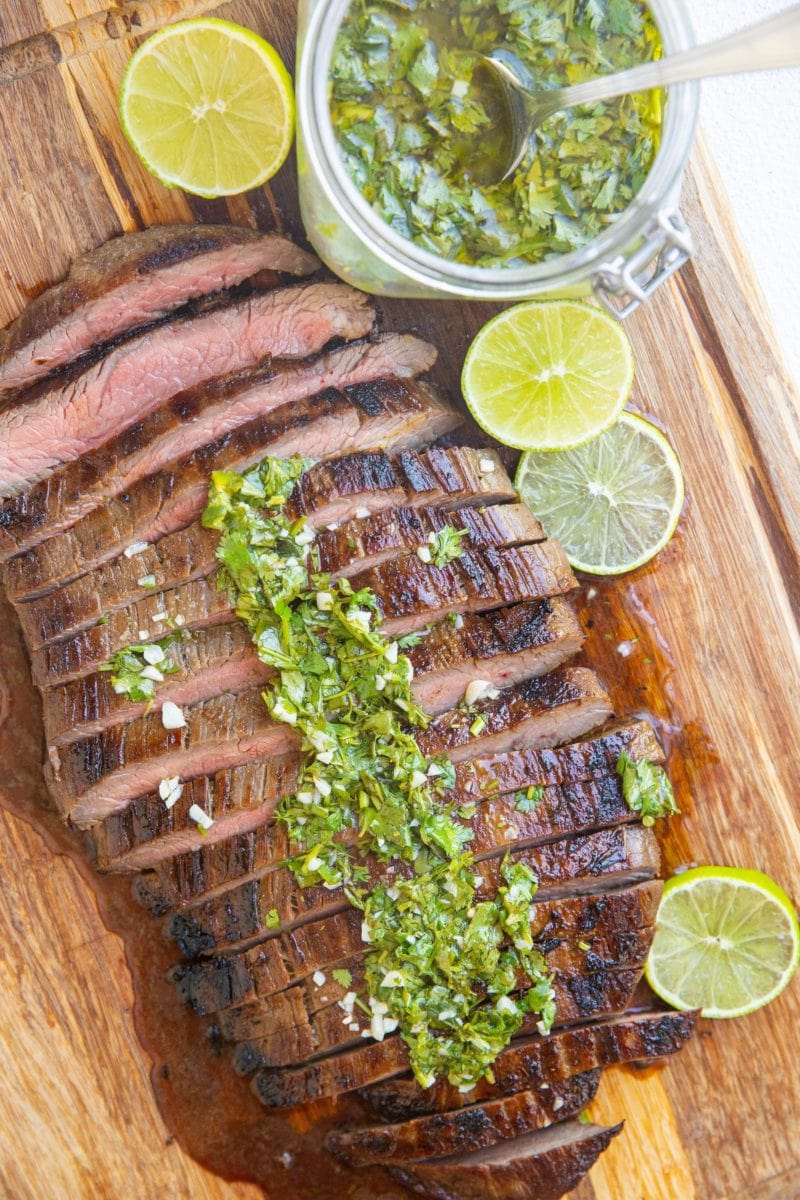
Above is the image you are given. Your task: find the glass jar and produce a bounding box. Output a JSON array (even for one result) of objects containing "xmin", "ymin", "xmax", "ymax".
[{"xmin": 296, "ymin": 0, "xmax": 699, "ymax": 316}]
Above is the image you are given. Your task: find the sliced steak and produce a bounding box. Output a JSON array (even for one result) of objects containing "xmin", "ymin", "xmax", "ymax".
[
  {"xmin": 410, "ymin": 598, "xmax": 583, "ymax": 716},
  {"xmin": 92, "ymin": 755, "xmax": 300, "ymax": 872},
  {"xmin": 32, "ymin": 519, "xmax": 554, "ymax": 692},
  {"xmin": 389, "ymin": 1119, "xmax": 622, "ymax": 1200},
  {"xmin": 0, "ymin": 225, "xmax": 319, "ymax": 398},
  {"xmin": 99, "ymin": 748, "xmax": 634, "ymax": 881},
  {"xmin": 43, "ymin": 622, "xmax": 266, "ymax": 747},
  {"xmin": 0, "ymin": 333, "xmax": 435, "ymax": 561},
  {"xmin": 449, "ymin": 719, "xmax": 665, "ymax": 805},
  {"xmin": 0, "ymin": 333, "xmax": 434, "ymax": 561},
  {"xmin": 228, "ymin": 968, "xmax": 645, "ymax": 1074},
  {"xmin": 49, "ymin": 687, "xmax": 301, "ymax": 827},
  {"xmin": 8, "ymin": 369, "xmax": 456, "ymax": 603},
  {"xmin": 367, "ymin": 1012, "xmax": 697, "ymax": 1119},
  {"xmin": 29, "ymin": 410, "xmax": 471, "ymax": 688},
  {"xmin": 252, "ymin": 1010, "xmax": 696, "ymax": 1109},
  {"xmin": 314, "ymin": 503, "xmax": 544, "ymax": 579},
  {"xmin": 46, "ymin": 596, "xmax": 580, "ymax": 747},
  {"xmin": 0, "ymin": 281, "xmax": 374, "ymax": 496},
  {"xmin": 288, "ymin": 445, "xmax": 514, "ymax": 528},
  {"xmin": 416, "ymin": 667, "xmax": 611, "ymax": 763},
  {"xmin": 325, "ymin": 1070, "xmax": 602, "ymax": 1166},
  {"xmin": 165, "ymin": 825, "xmax": 659, "ymax": 959},
  {"xmin": 168, "ymin": 882, "xmax": 662, "ymax": 1013},
  {"xmin": 219, "ymin": 926, "xmax": 652, "ymax": 1047},
  {"xmin": 347, "ymin": 542, "xmax": 576, "ymax": 637},
  {"xmin": 17, "ymin": 501, "xmax": 544, "ymax": 650}
]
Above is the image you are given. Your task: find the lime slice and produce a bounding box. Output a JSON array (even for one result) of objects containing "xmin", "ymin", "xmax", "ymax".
[
  {"xmin": 119, "ymin": 18, "xmax": 294, "ymax": 198},
  {"xmin": 646, "ymin": 867, "xmax": 800, "ymax": 1019},
  {"xmin": 515, "ymin": 411, "xmax": 684, "ymax": 575},
  {"xmin": 461, "ymin": 300, "xmax": 634, "ymax": 452}
]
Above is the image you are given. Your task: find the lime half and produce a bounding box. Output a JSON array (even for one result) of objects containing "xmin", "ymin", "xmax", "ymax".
[
  {"xmin": 515, "ymin": 411, "xmax": 684, "ymax": 575},
  {"xmin": 461, "ymin": 300, "xmax": 634, "ymax": 452},
  {"xmin": 646, "ymin": 867, "xmax": 800, "ymax": 1019},
  {"xmin": 120, "ymin": 18, "xmax": 294, "ymax": 198}
]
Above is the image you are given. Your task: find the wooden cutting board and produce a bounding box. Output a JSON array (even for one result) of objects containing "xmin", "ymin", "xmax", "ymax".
[{"xmin": 0, "ymin": 3, "xmax": 799, "ymax": 1199}]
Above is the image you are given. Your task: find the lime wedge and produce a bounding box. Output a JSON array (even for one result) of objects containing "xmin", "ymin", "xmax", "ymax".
[
  {"xmin": 515, "ymin": 411, "xmax": 684, "ymax": 575},
  {"xmin": 119, "ymin": 18, "xmax": 294, "ymax": 198},
  {"xmin": 646, "ymin": 867, "xmax": 800, "ymax": 1019},
  {"xmin": 461, "ymin": 300, "xmax": 634, "ymax": 452}
]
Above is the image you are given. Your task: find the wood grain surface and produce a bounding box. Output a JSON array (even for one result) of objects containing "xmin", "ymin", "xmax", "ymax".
[{"xmin": 0, "ymin": 2, "xmax": 798, "ymax": 1199}]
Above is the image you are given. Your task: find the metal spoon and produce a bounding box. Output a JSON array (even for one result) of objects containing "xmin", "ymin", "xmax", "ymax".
[{"xmin": 483, "ymin": 3, "xmax": 800, "ymax": 183}]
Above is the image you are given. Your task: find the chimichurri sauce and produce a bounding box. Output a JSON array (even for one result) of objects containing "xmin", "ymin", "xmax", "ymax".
[{"xmin": 329, "ymin": 0, "xmax": 662, "ymax": 267}]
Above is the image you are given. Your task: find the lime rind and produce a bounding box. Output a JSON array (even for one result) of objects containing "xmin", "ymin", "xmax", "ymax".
[
  {"xmin": 645, "ymin": 866, "xmax": 800, "ymax": 1019},
  {"xmin": 462, "ymin": 300, "xmax": 634, "ymax": 453},
  {"xmin": 515, "ymin": 411, "xmax": 684, "ymax": 576},
  {"xmin": 119, "ymin": 18, "xmax": 295, "ymax": 199}
]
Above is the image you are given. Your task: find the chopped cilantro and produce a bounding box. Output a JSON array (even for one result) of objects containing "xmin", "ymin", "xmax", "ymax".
[
  {"xmin": 330, "ymin": 0, "xmax": 662, "ymax": 267},
  {"xmin": 332, "ymin": 967, "xmax": 353, "ymax": 988},
  {"xmin": 617, "ymin": 750, "xmax": 680, "ymax": 826},
  {"xmin": 428, "ymin": 523, "xmax": 469, "ymax": 568},
  {"xmin": 514, "ymin": 785, "xmax": 544, "ymax": 813},
  {"xmin": 265, "ymin": 908, "xmax": 280, "ymax": 929},
  {"xmin": 202, "ymin": 455, "xmax": 556, "ymax": 1091}
]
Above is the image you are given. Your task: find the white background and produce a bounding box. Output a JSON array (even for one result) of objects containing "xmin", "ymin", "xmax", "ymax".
[{"xmin": 691, "ymin": 0, "xmax": 800, "ymax": 385}]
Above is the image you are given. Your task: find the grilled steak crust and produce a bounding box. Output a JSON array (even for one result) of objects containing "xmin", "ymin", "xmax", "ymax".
[
  {"xmin": 389, "ymin": 1120, "xmax": 622, "ymax": 1200},
  {"xmin": 167, "ymin": 885, "xmax": 661, "ymax": 1011},
  {"xmin": 229, "ymin": 968, "xmax": 645, "ymax": 1074},
  {"xmin": 314, "ymin": 503, "xmax": 544, "ymax": 579},
  {"xmin": 165, "ymin": 826, "xmax": 659, "ymax": 960},
  {"xmin": 410, "ymin": 597, "xmax": 583, "ymax": 715},
  {"xmin": 252, "ymin": 1010, "xmax": 696, "ymax": 1109},
  {"xmin": 325, "ymin": 1071, "xmax": 602, "ymax": 1167},
  {"xmin": 349, "ymin": 542, "xmax": 576, "ymax": 636},
  {"xmin": 92, "ymin": 755, "xmax": 300, "ymax": 871},
  {"xmin": 43, "ymin": 622, "xmax": 265, "ymax": 748},
  {"xmin": 416, "ymin": 667, "xmax": 611, "ymax": 762},
  {"xmin": 0, "ymin": 226, "xmax": 319, "ymax": 400},
  {"xmin": 0, "ymin": 281, "xmax": 375, "ymax": 496},
  {"xmin": 98, "ymin": 752, "xmax": 635, "ymax": 882},
  {"xmin": 288, "ymin": 445, "xmax": 515, "ymax": 526},
  {"xmin": 449, "ymin": 719, "xmax": 665, "ymax": 804},
  {"xmin": 17, "ymin": 501, "xmax": 545, "ymax": 650},
  {"xmin": 9, "ymin": 374, "xmax": 457, "ymax": 604},
  {"xmin": 45, "ymin": 596, "xmax": 580, "ymax": 747},
  {"xmin": 49, "ymin": 686, "xmax": 301, "ymax": 827},
  {"xmin": 0, "ymin": 333, "xmax": 435, "ymax": 561}
]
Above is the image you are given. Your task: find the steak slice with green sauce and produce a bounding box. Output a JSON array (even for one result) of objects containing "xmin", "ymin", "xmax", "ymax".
[
  {"xmin": 165, "ymin": 825, "xmax": 660, "ymax": 960},
  {"xmin": 16, "ymin": 501, "xmax": 545, "ymax": 651},
  {"xmin": 0, "ymin": 224, "xmax": 319, "ymax": 399},
  {"xmin": 31, "ymin": 520, "xmax": 561, "ymax": 690},
  {"xmin": 250, "ymin": 1009, "xmax": 696, "ymax": 1109},
  {"xmin": 168, "ymin": 882, "xmax": 662, "ymax": 1013},
  {"xmin": 313, "ymin": 502, "xmax": 545, "ymax": 580},
  {"xmin": 46, "ymin": 596, "xmax": 581, "ymax": 748},
  {"xmin": 98, "ymin": 737, "xmax": 631, "ymax": 881},
  {"xmin": 226, "ymin": 967, "xmax": 646, "ymax": 1074}
]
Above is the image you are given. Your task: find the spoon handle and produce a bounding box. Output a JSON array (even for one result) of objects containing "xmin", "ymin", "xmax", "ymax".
[{"xmin": 550, "ymin": 3, "xmax": 800, "ymax": 110}]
